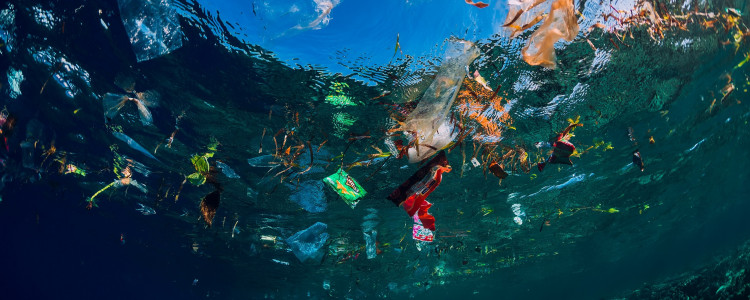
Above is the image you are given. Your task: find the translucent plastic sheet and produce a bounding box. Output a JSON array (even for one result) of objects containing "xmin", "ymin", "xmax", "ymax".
[
  {"xmin": 404, "ymin": 40, "xmax": 478, "ymax": 162},
  {"xmin": 521, "ymin": 0, "xmax": 579, "ymax": 69},
  {"xmin": 117, "ymin": 0, "xmax": 183, "ymax": 62},
  {"xmin": 362, "ymin": 209, "xmax": 378, "ymax": 259},
  {"xmin": 503, "ymin": 0, "xmax": 551, "ymax": 38},
  {"xmin": 286, "ymin": 222, "xmax": 329, "ymax": 263},
  {"xmin": 0, "ymin": 3, "xmax": 16, "ymax": 54},
  {"xmin": 287, "ymin": 180, "xmax": 327, "ymax": 213}
]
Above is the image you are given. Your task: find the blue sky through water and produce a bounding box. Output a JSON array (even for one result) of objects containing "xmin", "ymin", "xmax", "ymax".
[{"xmin": 195, "ymin": 0, "xmax": 510, "ymax": 77}]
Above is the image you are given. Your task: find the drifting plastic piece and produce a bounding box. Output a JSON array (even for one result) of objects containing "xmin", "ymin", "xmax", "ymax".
[
  {"xmin": 112, "ymin": 131, "xmax": 158, "ymax": 161},
  {"xmin": 117, "ymin": 0, "xmax": 183, "ymax": 62},
  {"xmin": 388, "ymin": 151, "xmax": 451, "ymax": 231},
  {"xmin": 247, "ymin": 155, "xmax": 277, "ymax": 167},
  {"xmin": 288, "ymin": 180, "xmax": 327, "ymax": 213},
  {"xmin": 538, "ymin": 139, "xmax": 574, "ymax": 171},
  {"xmin": 522, "ymin": 0, "xmax": 579, "ymax": 69},
  {"xmin": 412, "ymin": 214, "xmax": 434, "ymax": 242},
  {"xmin": 286, "ymin": 222, "xmax": 329, "ymax": 263},
  {"xmin": 362, "ymin": 208, "xmax": 379, "ymax": 259},
  {"xmin": 403, "ymin": 40, "xmax": 478, "ymax": 163},
  {"xmin": 323, "ymin": 168, "xmax": 366, "ymax": 209}
]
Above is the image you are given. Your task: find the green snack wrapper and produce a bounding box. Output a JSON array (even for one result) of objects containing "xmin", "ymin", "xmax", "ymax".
[{"xmin": 323, "ymin": 168, "xmax": 366, "ymax": 208}]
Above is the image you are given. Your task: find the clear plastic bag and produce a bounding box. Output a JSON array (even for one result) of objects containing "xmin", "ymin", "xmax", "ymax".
[
  {"xmin": 404, "ymin": 40, "xmax": 478, "ymax": 162},
  {"xmin": 286, "ymin": 222, "xmax": 329, "ymax": 263},
  {"xmin": 117, "ymin": 0, "xmax": 183, "ymax": 62}
]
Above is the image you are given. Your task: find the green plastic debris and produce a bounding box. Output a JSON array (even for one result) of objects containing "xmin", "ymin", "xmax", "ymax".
[
  {"xmin": 325, "ymin": 95, "xmax": 356, "ymax": 106},
  {"xmin": 64, "ymin": 164, "xmax": 87, "ymax": 176},
  {"xmin": 86, "ymin": 180, "xmax": 117, "ymax": 209},
  {"xmin": 325, "ymin": 82, "xmax": 357, "ymax": 106},
  {"xmin": 323, "ymin": 168, "xmax": 366, "ymax": 209}
]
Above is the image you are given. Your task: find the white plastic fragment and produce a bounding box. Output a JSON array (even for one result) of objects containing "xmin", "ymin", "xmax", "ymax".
[
  {"xmin": 471, "ymin": 157, "xmax": 480, "ymax": 167},
  {"xmin": 216, "ymin": 161, "xmax": 240, "ymax": 178},
  {"xmin": 7, "ymin": 67, "xmax": 23, "ymax": 99},
  {"xmin": 136, "ymin": 203, "xmax": 156, "ymax": 215}
]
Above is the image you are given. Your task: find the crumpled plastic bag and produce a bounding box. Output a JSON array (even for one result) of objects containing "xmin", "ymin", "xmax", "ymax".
[
  {"xmin": 521, "ymin": 0, "xmax": 579, "ymax": 69},
  {"xmin": 287, "ymin": 180, "xmax": 327, "ymax": 213},
  {"xmin": 117, "ymin": 0, "xmax": 183, "ymax": 62},
  {"xmin": 286, "ymin": 222, "xmax": 329, "ymax": 263},
  {"xmin": 403, "ymin": 40, "xmax": 478, "ymax": 163}
]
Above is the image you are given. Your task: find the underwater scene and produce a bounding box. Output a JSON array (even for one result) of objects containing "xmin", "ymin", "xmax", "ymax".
[{"xmin": 1, "ymin": 0, "xmax": 750, "ymax": 298}]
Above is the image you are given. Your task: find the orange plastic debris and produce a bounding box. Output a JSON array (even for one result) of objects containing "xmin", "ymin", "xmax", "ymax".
[
  {"xmin": 465, "ymin": 0, "xmax": 489, "ymax": 8},
  {"xmin": 521, "ymin": 0, "xmax": 579, "ymax": 69}
]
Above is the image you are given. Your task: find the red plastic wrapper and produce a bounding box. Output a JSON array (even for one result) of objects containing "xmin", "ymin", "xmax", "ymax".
[
  {"xmin": 412, "ymin": 214, "xmax": 434, "ymax": 242},
  {"xmin": 538, "ymin": 139, "xmax": 575, "ymax": 171},
  {"xmin": 387, "ymin": 151, "xmax": 451, "ymax": 231}
]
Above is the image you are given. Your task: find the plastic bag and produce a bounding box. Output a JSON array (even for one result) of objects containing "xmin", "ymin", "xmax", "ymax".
[
  {"xmin": 387, "ymin": 151, "xmax": 451, "ymax": 231},
  {"xmin": 323, "ymin": 168, "xmax": 366, "ymax": 209},
  {"xmin": 288, "ymin": 180, "xmax": 327, "ymax": 213},
  {"xmin": 103, "ymin": 93, "xmax": 128, "ymax": 119},
  {"xmin": 117, "ymin": 0, "xmax": 183, "ymax": 62},
  {"xmin": 103, "ymin": 91, "xmax": 159, "ymax": 126},
  {"xmin": 406, "ymin": 119, "xmax": 458, "ymax": 163},
  {"xmin": 521, "ymin": 0, "xmax": 579, "ymax": 69},
  {"xmin": 403, "ymin": 40, "xmax": 478, "ymax": 162},
  {"xmin": 286, "ymin": 222, "xmax": 329, "ymax": 263},
  {"xmin": 362, "ymin": 208, "xmax": 379, "ymax": 259}
]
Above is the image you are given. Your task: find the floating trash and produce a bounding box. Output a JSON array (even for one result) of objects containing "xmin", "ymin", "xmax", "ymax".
[
  {"xmin": 117, "ymin": 0, "xmax": 183, "ymax": 62},
  {"xmin": 401, "ymin": 40, "xmax": 478, "ymax": 163},
  {"xmin": 511, "ymin": 203, "xmax": 525, "ymax": 225},
  {"xmin": 323, "ymin": 168, "xmax": 366, "ymax": 209},
  {"xmin": 388, "ymin": 151, "xmax": 451, "ymax": 231},
  {"xmin": 362, "ymin": 208, "xmax": 379, "ymax": 259},
  {"xmin": 287, "ymin": 180, "xmax": 327, "ymax": 213},
  {"xmin": 286, "ymin": 222, "xmax": 329, "ymax": 263},
  {"xmin": 412, "ymin": 214, "xmax": 434, "ymax": 242},
  {"xmin": 6, "ymin": 67, "xmax": 23, "ymax": 99},
  {"xmin": 247, "ymin": 155, "xmax": 278, "ymax": 168},
  {"xmin": 271, "ymin": 259, "xmax": 290, "ymax": 266},
  {"xmin": 112, "ymin": 130, "xmax": 158, "ymax": 161},
  {"xmin": 102, "ymin": 91, "xmax": 160, "ymax": 126},
  {"xmin": 521, "ymin": 0, "xmax": 579, "ymax": 69},
  {"xmin": 216, "ymin": 161, "xmax": 240, "ymax": 179},
  {"xmin": 136, "ymin": 203, "xmax": 156, "ymax": 215}
]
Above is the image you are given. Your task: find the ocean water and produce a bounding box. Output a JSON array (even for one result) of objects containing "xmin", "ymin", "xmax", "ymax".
[{"xmin": 1, "ymin": 0, "xmax": 749, "ymax": 299}]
